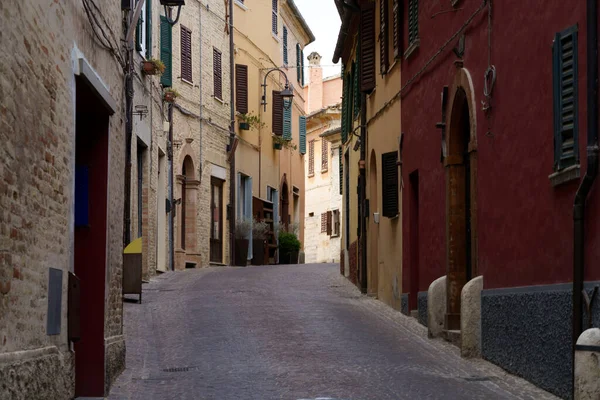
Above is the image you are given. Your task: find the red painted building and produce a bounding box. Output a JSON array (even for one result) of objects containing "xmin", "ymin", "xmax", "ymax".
[{"xmin": 398, "ymin": 1, "xmax": 599, "ymax": 398}]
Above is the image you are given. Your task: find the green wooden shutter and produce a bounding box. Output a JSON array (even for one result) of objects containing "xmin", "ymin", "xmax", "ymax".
[
  {"xmin": 136, "ymin": 9, "xmax": 143, "ymax": 51},
  {"xmin": 283, "ymin": 103, "xmax": 292, "ymax": 140},
  {"xmin": 146, "ymin": 0, "xmax": 152, "ymax": 58},
  {"xmin": 353, "ymin": 61, "xmax": 360, "ymax": 117},
  {"xmin": 296, "ymin": 44, "xmax": 301, "ymax": 83},
  {"xmin": 301, "ymin": 49, "xmax": 305, "ymax": 86},
  {"xmin": 160, "ymin": 16, "xmax": 172, "ymax": 87},
  {"xmin": 341, "ymin": 73, "xmax": 348, "ymax": 143},
  {"xmin": 360, "ymin": 2, "xmax": 376, "ymax": 93},
  {"xmin": 299, "ymin": 116, "xmax": 306, "ymax": 154},
  {"xmin": 339, "ymin": 147, "xmax": 343, "ymax": 195},
  {"xmin": 553, "ymin": 25, "xmax": 579, "ymax": 170},
  {"xmin": 381, "ymin": 151, "xmax": 399, "ymax": 217},
  {"xmin": 283, "ymin": 26, "xmax": 288, "ymax": 65}
]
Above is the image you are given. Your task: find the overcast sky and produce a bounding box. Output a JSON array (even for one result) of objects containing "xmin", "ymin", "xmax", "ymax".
[{"xmin": 296, "ymin": 0, "xmax": 342, "ymax": 79}]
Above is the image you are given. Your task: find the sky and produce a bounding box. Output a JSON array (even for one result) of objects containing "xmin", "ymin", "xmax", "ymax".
[{"xmin": 295, "ymin": 0, "xmax": 342, "ymax": 79}]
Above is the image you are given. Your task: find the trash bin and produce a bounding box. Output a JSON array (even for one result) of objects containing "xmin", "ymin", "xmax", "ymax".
[{"xmin": 123, "ymin": 237, "xmax": 142, "ymax": 303}]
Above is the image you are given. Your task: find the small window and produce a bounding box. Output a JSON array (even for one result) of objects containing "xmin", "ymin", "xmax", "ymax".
[
  {"xmin": 213, "ymin": 48, "xmax": 223, "ymax": 100},
  {"xmin": 321, "ymin": 139, "xmax": 329, "ymax": 172},
  {"xmin": 272, "ymin": 0, "xmax": 278, "ymax": 35},
  {"xmin": 309, "ymin": 212, "xmax": 314, "ymax": 217},
  {"xmin": 181, "ymin": 26, "xmax": 192, "ymax": 83},
  {"xmin": 308, "ymin": 140, "xmax": 315, "ymax": 176},
  {"xmin": 332, "ymin": 210, "xmax": 340, "ymax": 237},
  {"xmin": 553, "ymin": 25, "xmax": 579, "ymax": 171}
]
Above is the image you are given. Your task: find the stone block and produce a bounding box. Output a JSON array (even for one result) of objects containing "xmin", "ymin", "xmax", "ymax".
[
  {"xmin": 461, "ymin": 275, "xmax": 483, "ymax": 358},
  {"xmin": 427, "ymin": 275, "xmax": 446, "ymax": 338},
  {"xmin": 575, "ymin": 328, "xmax": 600, "ymax": 400}
]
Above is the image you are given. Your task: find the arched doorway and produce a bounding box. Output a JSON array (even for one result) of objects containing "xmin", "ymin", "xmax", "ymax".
[
  {"xmin": 180, "ymin": 156, "xmax": 194, "ymax": 250},
  {"xmin": 368, "ymin": 151, "xmax": 379, "ymax": 296},
  {"xmin": 445, "ymin": 77, "xmax": 477, "ymax": 331},
  {"xmin": 175, "ymin": 154, "xmax": 200, "ymax": 269},
  {"xmin": 280, "ymin": 174, "xmax": 289, "ymax": 231}
]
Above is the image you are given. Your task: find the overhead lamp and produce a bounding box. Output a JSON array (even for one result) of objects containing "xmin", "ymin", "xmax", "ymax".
[
  {"xmin": 160, "ymin": 0, "xmax": 185, "ymax": 25},
  {"xmin": 261, "ymin": 68, "xmax": 294, "ymax": 112}
]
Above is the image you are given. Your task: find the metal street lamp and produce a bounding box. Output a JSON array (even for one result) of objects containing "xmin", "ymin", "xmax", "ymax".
[
  {"xmin": 261, "ymin": 68, "xmax": 294, "ymax": 112},
  {"xmin": 160, "ymin": 0, "xmax": 185, "ymax": 25}
]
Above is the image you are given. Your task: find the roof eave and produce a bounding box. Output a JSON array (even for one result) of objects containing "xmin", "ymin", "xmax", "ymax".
[{"xmin": 287, "ymin": 0, "xmax": 316, "ymax": 45}]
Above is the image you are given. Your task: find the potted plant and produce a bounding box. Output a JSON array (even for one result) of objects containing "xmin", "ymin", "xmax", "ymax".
[
  {"xmin": 141, "ymin": 58, "xmax": 166, "ymax": 75},
  {"xmin": 251, "ymin": 218, "xmax": 270, "ymax": 265},
  {"xmin": 272, "ymin": 135, "xmax": 297, "ymax": 151},
  {"xmin": 278, "ymin": 231, "xmax": 301, "ymax": 264},
  {"xmin": 238, "ymin": 112, "xmax": 265, "ymax": 131},
  {"xmin": 234, "ymin": 218, "xmax": 253, "ymax": 266},
  {"xmin": 163, "ymin": 88, "xmax": 179, "ymax": 103}
]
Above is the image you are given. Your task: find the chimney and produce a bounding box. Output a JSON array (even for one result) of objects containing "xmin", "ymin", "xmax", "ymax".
[{"xmin": 307, "ymin": 52, "xmax": 323, "ymax": 113}]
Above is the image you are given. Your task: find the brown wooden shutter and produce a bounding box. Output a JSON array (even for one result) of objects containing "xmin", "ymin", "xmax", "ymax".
[
  {"xmin": 393, "ymin": 0, "xmax": 403, "ymax": 58},
  {"xmin": 321, "ymin": 213, "xmax": 327, "ymax": 233},
  {"xmin": 360, "ymin": 2, "xmax": 376, "ymax": 93},
  {"xmin": 321, "ymin": 139, "xmax": 329, "ymax": 171},
  {"xmin": 213, "ymin": 48, "xmax": 222, "ymax": 100},
  {"xmin": 309, "ymin": 140, "xmax": 315, "ymax": 175},
  {"xmin": 272, "ymin": 90, "xmax": 283, "ymax": 135},
  {"xmin": 379, "ymin": 0, "xmax": 389, "ymax": 74},
  {"xmin": 235, "ymin": 64, "xmax": 248, "ymax": 114},
  {"xmin": 181, "ymin": 26, "xmax": 192, "ymax": 82},
  {"xmin": 326, "ymin": 210, "xmax": 332, "ymax": 236},
  {"xmin": 382, "ymin": 151, "xmax": 399, "ymax": 218}
]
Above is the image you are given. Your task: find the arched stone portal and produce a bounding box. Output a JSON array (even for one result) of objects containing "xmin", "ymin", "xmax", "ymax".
[
  {"xmin": 175, "ymin": 153, "xmax": 201, "ymax": 270},
  {"xmin": 444, "ymin": 68, "xmax": 478, "ymax": 331}
]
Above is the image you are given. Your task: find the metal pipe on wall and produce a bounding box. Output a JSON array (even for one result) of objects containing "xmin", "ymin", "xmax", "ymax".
[
  {"xmin": 228, "ymin": 0, "xmax": 236, "ymax": 264},
  {"xmin": 359, "ymin": 92, "xmax": 367, "ymax": 294},
  {"xmin": 573, "ymin": 0, "xmax": 599, "ymax": 390},
  {"xmin": 168, "ymin": 104, "xmax": 175, "ymax": 271}
]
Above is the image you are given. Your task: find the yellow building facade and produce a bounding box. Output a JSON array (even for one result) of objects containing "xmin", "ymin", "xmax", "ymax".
[{"xmin": 233, "ymin": 0, "xmax": 314, "ymax": 262}]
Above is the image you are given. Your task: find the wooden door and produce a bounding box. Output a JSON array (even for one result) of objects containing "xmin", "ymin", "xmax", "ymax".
[{"xmin": 210, "ymin": 177, "xmax": 224, "ymax": 263}]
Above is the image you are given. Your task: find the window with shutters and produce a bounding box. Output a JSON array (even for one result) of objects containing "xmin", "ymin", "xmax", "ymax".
[
  {"xmin": 160, "ymin": 16, "xmax": 172, "ymax": 87},
  {"xmin": 360, "ymin": 2, "xmax": 376, "ymax": 93},
  {"xmin": 308, "ymin": 140, "xmax": 315, "ymax": 176},
  {"xmin": 339, "ymin": 147, "xmax": 343, "ymax": 195},
  {"xmin": 272, "ymin": 91, "xmax": 283, "ymax": 135},
  {"xmin": 321, "ymin": 213, "xmax": 327, "ymax": 233},
  {"xmin": 379, "ymin": 0, "xmax": 389, "ymax": 74},
  {"xmin": 353, "ymin": 61, "xmax": 360, "ymax": 118},
  {"xmin": 299, "ymin": 116, "xmax": 307, "ymax": 154},
  {"xmin": 213, "ymin": 48, "xmax": 223, "ymax": 100},
  {"xmin": 301, "ymin": 49, "xmax": 305, "ymax": 86},
  {"xmin": 283, "ymin": 26, "xmax": 288, "ymax": 65},
  {"xmin": 552, "ymin": 25, "xmax": 579, "ymax": 172},
  {"xmin": 332, "ymin": 209, "xmax": 340, "ymax": 237},
  {"xmin": 181, "ymin": 26, "xmax": 192, "ymax": 83},
  {"xmin": 382, "ymin": 151, "xmax": 399, "ymax": 218},
  {"xmin": 296, "ymin": 44, "xmax": 301, "ymax": 83},
  {"xmin": 405, "ymin": 0, "xmax": 420, "ymax": 58},
  {"xmin": 321, "ymin": 140, "xmax": 329, "ymax": 172},
  {"xmin": 272, "ymin": 0, "xmax": 278, "ymax": 35},
  {"xmin": 341, "ymin": 73, "xmax": 349, "ymax": 143},
  {"xmin": 393, "ymin": 0, "xmax": 402, "ymax": 58},
  {"xmin": 283, "ymin": 102, "xmax": 292, "ymax": 140},
  {"xmin": 136, "ymin": 0, "xmax": 152, "ymax": 58},
  {"xmin": 235, "ymin": 64, "xmax": 248, "ymax": 114}
]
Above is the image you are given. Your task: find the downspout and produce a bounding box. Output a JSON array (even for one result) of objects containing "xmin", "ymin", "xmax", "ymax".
[
  {"xmin": 573, "ymin": 0, "xmax": 599, "ymax": 379},
  {"xmin": 228, "ymin": 0, "xmax": 236, "ymax": 264},
  {"xmin": 124, "ymin": 10, "xmax": 135, "ymax": 247},
  {"xmin": 198, "ymin": 3, "xmax": 204, "ymax": 176},
  {"xmin": 168, "ymin": 104, "xmax": 175, "ymax": 270},
  {"xmin": 359, "ymin": 92, "xmax": 367, "ymax": 294}
]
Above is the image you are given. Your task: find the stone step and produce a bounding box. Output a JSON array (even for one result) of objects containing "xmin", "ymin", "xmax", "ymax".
[{"xmin": 443, "ymin": 329, "xmax": 461, "ymax": 347}]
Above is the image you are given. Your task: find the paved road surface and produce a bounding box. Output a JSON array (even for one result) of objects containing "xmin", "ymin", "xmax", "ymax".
[{"xmin": 108, "ymin": 264, "xmax": 558, "ymax": 400}]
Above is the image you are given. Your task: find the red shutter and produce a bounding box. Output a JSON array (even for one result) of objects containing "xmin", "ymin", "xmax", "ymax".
[
  {"xmin": 272, "ymin": 90, "xmax": 283, "ymax": 135},
  {"xmin": 380, "ymin": 0, "xmax": 389, "ymax": 74},
  {"xmin": 181, "ymin": 26, "xmax": 192, "ymax": 82},
  {"xmin": 235, "ymin": 64, "xmax": 248, "ymax": 114},
  {"xmin": 213, "ymin": 48, "xmax": 222, "ymax": 100},
  {"xmin": 360, "ymin": 2, "xmax": 376, "ymax": 93}
]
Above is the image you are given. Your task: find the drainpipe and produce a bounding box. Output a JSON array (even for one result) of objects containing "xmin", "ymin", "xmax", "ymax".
[
  {"xmin": 228, "ymin": 0, "xmax": 236, "ymax": 264},
  {"xmin": 168, "ymin": 103, "xmax": 175, "ymax": 270},
  {"xmin": 124, "ymin": 10, "xmax": 135, "ymax": 247},
  {"xmin": 573, "ymin": 0, "xmax": 599, "ymax": 390},
  {"xmin": 359, "ymin": 92, "xmax": 367, "ymax": 294},
  {"xmin": 198, "ymin": 2, "xmax": 204, "ymax": 174}
]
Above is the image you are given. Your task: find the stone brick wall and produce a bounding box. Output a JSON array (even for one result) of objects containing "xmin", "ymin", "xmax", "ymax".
[{"xmin": 0, "ymin": 0, "xmax": 126, "ymax": 398}]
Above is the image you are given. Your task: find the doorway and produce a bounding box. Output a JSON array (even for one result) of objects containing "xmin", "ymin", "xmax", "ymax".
[
  {"xmin": 368, "ymin": 151, "xmax": 379, "ymax": 296},
  {"xmin": 409, "ymin": 170, "xmax": 419, "ymax": 311},
  {"xmin": 280, "ymin": 177, "xmax": 289, "ymax": 231},
  {"xmin": 210, "ymin": 177, "xmax": 224, "ymax": 263},
  {"xmin": 445, "ymin": 87, "xmax": 475, "ymax": 330},
  {"xmin": 74, "ymin": 76, "xmax": 110, "ymax": 397}
]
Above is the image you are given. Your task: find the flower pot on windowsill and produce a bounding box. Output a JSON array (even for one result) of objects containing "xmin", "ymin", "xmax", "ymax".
[
  {"xmin": 273, "ymin": 142, "xmax": 282, "ymax": 150},
  {"xmin": 239, "ymin": 122, "xmax": 250, "ymax": 130},
  {"xmin": 141, "ymin": 59, "xmax": 165, "ymax": 76},
  {"xmin": 164, "ymin": 92, "xmax": 175, "ymax": 103}
]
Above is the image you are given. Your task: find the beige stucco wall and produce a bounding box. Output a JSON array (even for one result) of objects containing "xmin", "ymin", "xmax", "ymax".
[
  {"xmin": 323, "ymin": 77, "xmax": 343, "ymax": 109},
  {"xmin": 0, "ymin": 0, "xmax": 126, "ymax": 397}
]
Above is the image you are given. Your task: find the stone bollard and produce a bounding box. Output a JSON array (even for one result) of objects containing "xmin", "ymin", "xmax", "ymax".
[
  {"xmin": 427, "ymin": 276, "xmax": 447, "ymax": 338},
  {"xmin": 460, "ymin": 276, "xmax": 483, "ymax": 358},
  {"xmin": 575, "ymin": 328, "xmax": 600, "ymax": 400}
]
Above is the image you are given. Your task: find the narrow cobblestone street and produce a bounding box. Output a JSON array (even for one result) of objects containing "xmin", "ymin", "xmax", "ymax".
[{"xmin": 108, "ymin": 264, "xmax": 558, "ymax": 400}]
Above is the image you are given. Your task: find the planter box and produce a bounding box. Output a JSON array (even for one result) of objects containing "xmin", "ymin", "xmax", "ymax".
[
  {"xmin": 273, "ymin": 142, "xmax": 282, "ymax": 150},
  {"xmin": 279, "ymin": 250, "xmax": 299, "ymax": 265},
  {"xmin": 251, "ymin": 239, "xmax": 267, "ymax": 265},
  {"xmin": 234, "ymin": 239, "xmax": 249, "ymax": 266},
  {"xmin": 239, "ymin": 122, "xmax": 250, "ymax": 130}
]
